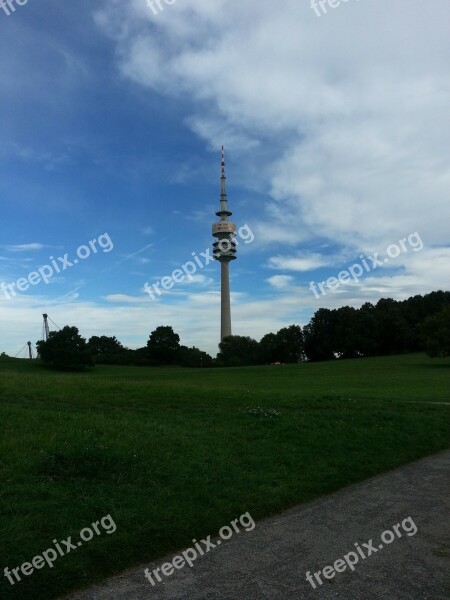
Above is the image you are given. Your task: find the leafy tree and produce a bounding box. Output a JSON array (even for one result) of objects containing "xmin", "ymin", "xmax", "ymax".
[
  {"xmin": 36, "ymin": 326, "xmax": 93, "ymax": 370},
  {"xmin": 88, "ymin": 336, "xmax": 126, "ymax": 364},
  {"xmin": 331, "ymin": 307, "xmax": 368, "ymax": 358},
  {"xmin": 131, "ymin": 346, "xmax": 153, "ymax": 367},
  {"xmin": 373, "ymin": 298, "xmax": 411, "ymax": 355},
  {"xmin": 303, "ymin": 309, "xmax": 336, "ymax": 362},
  {"xmin": 421, "ymin": 306, "xmax": 450, "ymax": 358},
  {"xmin": 402, "ymin": 291, "xmax": 450, "ymax": 351},
  {"xmin": 178, "ymin": 345, "xmax": 214, "ymax": 368},
  {"xmin": 147, "ymin": 326, "xmax": 180, "ymax": 365},
  {"xmin": 88, "ymin": 335, "xmax": 124, "ymax": 356},
  {"xmin": 217, "ymin": 335, "xmax": 259, "ymax": 367},
  {"xmin": 275, "ymin": 324, "xmax": 304, "ymax": 363},
  {"xmin": 258, "ymin": 332, "xmax": 280, "ymax": 364},
  {"xmin": 357, "ymin": 302, "xmax": 379, "ymax": 357},
  {"xmin": 259, "ymin": 326, "xmax": 304, "ymax": 364},
  {"xmin": 301, "ymin": 291, "xmax": 450, "ymax": 363}
]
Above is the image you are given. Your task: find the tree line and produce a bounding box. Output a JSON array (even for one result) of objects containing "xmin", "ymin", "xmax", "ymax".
[{"xmin": 34, "ymin": 290, "xmax": 450, "ymax": 370}]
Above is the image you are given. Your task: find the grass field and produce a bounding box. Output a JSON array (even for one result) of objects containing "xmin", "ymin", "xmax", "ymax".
[{"xmin": 0, "ymin": 354, "xmax": 449, "ymax": 600}]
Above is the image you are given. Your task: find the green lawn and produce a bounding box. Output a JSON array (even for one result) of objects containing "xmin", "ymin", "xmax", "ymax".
[{"xmin": 0, "ymin": 354, "xmax": 449, "ymax": 600}]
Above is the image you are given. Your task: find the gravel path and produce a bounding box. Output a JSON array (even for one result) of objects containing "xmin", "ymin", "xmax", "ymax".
[{"xmin": 63, "ymin": 449, "xmax": 450, "ymax": 600}]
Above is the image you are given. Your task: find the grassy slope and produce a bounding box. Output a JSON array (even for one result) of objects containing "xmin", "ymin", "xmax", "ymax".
[{"xmin": 0, "ymin": 354, "xmax": 448, "ymax": 600}]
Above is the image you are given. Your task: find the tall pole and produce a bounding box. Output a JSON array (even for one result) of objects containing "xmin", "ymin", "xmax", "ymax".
[
  {"xmin": 212, "ymin": 147, "xmax": 237, "ymax": 343},
  {"xmin": 27, "ymin": 341, "xmax": 33, "ymax": 360},
  {"xmin": 43, "ymin": 313, "xmax": 50, "ymax": 341}
]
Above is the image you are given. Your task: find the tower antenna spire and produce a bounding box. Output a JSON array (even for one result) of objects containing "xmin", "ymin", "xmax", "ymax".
[{"xmin": 221, "ymin": 145, "xmax": 227, "ymax": 201}]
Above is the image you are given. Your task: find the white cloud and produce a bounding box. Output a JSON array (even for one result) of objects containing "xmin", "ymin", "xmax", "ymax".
[
  {"xmin": 95, "ymin": 0, "xmax": 450, "ymax": 304},
  {"xmin": 3, "ymin": 245, "xmax": 448, "ymax": 357},
  {"xmin": 179, "ymin": 274, "xmax": 213, "ymax": 286},
  {"xmin": 3, "ymin": 0, "xmax": 444, "ymax": 358},
  {"xmin": 268, "ymin": 254, "xmax": 330, "ymax": 272},
  {"xmin": 104, "ymin": 294, "xmax": 149, "ymax": 304},
  {"xmin": 266, "ymin": 275, "xmax": 294, "ymax": 290},
  {"xmin": 0, "ymin": 289, "xmax": 304, "ymax": 357},
  {"xmin": 4, "ymin": 243, "xmax": 46, "ymax": 252}
]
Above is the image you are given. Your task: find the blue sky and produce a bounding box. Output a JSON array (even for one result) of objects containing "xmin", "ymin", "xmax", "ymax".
[{"xmin": 1, "ymin": 0, "xmax": 450, "ymax": 356}]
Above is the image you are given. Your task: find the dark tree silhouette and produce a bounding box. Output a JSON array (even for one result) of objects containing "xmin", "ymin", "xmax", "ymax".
[
  {"xmin": 32, "ymin": 291, "xmax": 450, "ymax": 370},
  {"xmin": 301, "ymin": 291, "xmax": 450, "ymax": 362},
  {"xmin": 147, "ymin": 326, "xmax": 181, "ymax": 365},
  {"xmin": 177, "ymin": 345, "xmax": 214, "ymax": 368},
  {"xmin": 421, "ymin": 306, "xmax": 450, "ymax": 358},
  {"xmin": 218, "ymin": 335, "xmax": 259, "ymax": 367},
  {"xmin": 37, "ymin": 326, "xmax": 93, "ymax": 371},
  {"xmin": 258, "ymin": 332, "xmax": 280, "ymax": 364},
  {"xmin": 88, "ymin": 335, "xmax": 124, "ymax": 356},
  {"xmin": 303, "ymin": 308, "xmax": 336, "ymax": 362},
  {"xmin": 88, "ymin": 336, "xmax": 126, "ymax": 364},
  {"xmin": 275, "ymin": 325, "xmax": 304, "ymax": 363},
  {"xmin": 373, "ymin": 298, "xmax": 412, "ymax": 355}
]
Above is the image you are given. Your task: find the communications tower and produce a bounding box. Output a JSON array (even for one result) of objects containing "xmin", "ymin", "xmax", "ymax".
[{"xmin": 212, "ymin": 147, "xmax": 237, "ymax": 342}]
